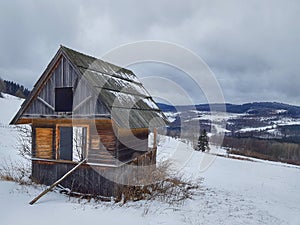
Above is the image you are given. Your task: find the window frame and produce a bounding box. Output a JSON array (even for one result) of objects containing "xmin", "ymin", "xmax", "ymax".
[
  {"xmin": 54, "ymin": 87, "xmax": 73, "ymax": 112},
  {"xmin": 55, "ymin": 124, "xmax": 89, "ymax": 162}
]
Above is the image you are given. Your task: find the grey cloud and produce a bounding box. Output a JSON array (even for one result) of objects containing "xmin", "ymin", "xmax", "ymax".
[
  {"xmin": 0, "ymin": 0, "xmax": 299, "ymax": 105},
  {"xmin": 0, "ymin": 1, "xmax": 82, "ymax": 87}
]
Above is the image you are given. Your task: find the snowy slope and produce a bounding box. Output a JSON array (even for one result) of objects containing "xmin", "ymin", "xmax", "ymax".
[
  {"xmin": 1, "ymin": 94, "xmax": 300, "ymax": 225},
  {"xmin": 0, "ymin": 93, "xmax": 24, "ymax": 125},
  {"xmin": 0, "ymin": 94, "xmax": 24, "ymax": 161}
]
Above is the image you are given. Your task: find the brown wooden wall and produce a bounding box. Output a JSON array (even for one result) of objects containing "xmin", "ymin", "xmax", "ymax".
[
  {"xmin": 32, "ymin": 119, "xmax": 89, "ymax": 160},
  {"xmin": 35, "ymin": 128, "xmax": 53, "ymax": 159},
  {"xmin": 89, "ymin": 120, "xmax": 149, "ymax": 164},
  {"xmin": 32, "ymin": 123, "xmax": 56, "ymax": 159},
  {"xmin": 96, "ymin": 120, "xmax": 117, "ymax": 151},
  {"xmin": 130, "ymin": 147, "xmax": 157, "ymax": 166},
  {"xmin": 116, "ymin": 128, "xmax": 149, "ymax": 162},
  {"xmin": 87, "ymin": 120, "xmax": 117, "ymax": 164},
  {"xmin": 31, "ymin": 119, "xmax": 151, "ymax": 165}
]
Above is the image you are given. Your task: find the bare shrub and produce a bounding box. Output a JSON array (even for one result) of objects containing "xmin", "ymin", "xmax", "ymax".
[
  {"xmin": 0, "ymin": 125, "xmax": 32, "ymax": 184},
  {"xmin": 15, "ymin": 125, "xmax": 31, "ymax": 160},
  {"xmin": 0, "ymin": 158, "xmax": 31, "ymax": 185},
  {"xmin": 118, "ymin": 160, "xmax": 201, "ymax": 205}
]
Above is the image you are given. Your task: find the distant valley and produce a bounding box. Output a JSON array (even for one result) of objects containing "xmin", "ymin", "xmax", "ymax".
[{"xmin": 158, "ymin": 102, "xmax": 300, "ymax": 165}]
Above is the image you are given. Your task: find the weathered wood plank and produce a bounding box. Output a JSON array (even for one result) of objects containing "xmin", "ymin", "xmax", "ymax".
[
  {"xmin": 29, "ymin": 158, "xmax": 87, "ymax": 205},
  {"xmin": 73, "ymin": 95, "xmax": 92, "ymax": 112},
  {"xmin": 35, "ymin": 128, "xmax": 53, "ymax": 159},
  {"xmin": 118, "ymin": 128, "xmax": 149, "ymax": 137},
  {"xmin": 23, "ymin": 55, "xmax": 109, "ymax": 118},
  {"xmin": 37, "ymin": 97, "xmax": 55, "ymax": 111}
]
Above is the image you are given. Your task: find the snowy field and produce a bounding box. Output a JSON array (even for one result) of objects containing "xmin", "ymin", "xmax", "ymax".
[{"xmin": 1, "ymin": 94, "xmax": 300, "ymax": 225}]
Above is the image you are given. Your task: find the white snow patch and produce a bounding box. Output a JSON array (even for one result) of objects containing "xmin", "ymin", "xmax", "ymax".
[
  {"xmin": 0, "ymin": 93, "xmax": 24, "ymax": 125},
  {"xmin": 276, "ymin": 109, "xmax": 287, "ymax": 114},
  {"xmin": 238, "ymin": 125, "xmax": 275, "ymax": 132},
  {"xmin": 142, "ymin": 98, "xmax": 159, "ymax": 110},
  {"xmin": 212, "ymin": 124, "xmax": 231, "ymax": 134},
  {"xmin": 163, "ymin": 112, "xmax": 180, "ymax": 123},
  {"xmin": 191, "ymin": 111, "xmax": 244, "ymax": 122}
]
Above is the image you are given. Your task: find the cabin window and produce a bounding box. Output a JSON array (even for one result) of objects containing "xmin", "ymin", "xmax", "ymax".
[
  {"xmin": 55, "ymin": 87, "xmax": 73, "ymax": 112},
  {"xmin": 57, "ymin": 125, "xmax": 88, "ymax": 162}
]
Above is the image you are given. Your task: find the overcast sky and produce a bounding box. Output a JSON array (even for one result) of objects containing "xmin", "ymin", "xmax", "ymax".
[{"xmin": 0, "ymin": 0, "xmax": 299, "ymax": 105}]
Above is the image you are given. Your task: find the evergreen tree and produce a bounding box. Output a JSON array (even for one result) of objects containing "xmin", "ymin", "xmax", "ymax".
[
  {"xmin": 15, "ymin": 89, "xmax": 26, "ymax": 98},
  {"xmin": 2, "ymin": 79, "xmax": 30, "ymax": 98},
  {"xmin": 0, "ymin": 78, "xmax": 5, "ymax": 98},
  {"xmin": 196, "ymin": 129, "xmax": 210, "ymax": 152}
]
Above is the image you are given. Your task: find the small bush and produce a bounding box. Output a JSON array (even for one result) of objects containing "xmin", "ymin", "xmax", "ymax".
[
  {"xmin": 0, "ymin": 158, "xmax": 31, "ymax": 185},
  {"xmin": 118, "ymin": 160, "xmax": 201, "ymax": 205},
  {"xmin": 15, "ymin": 125, "xmax": 32, "ymax": 160}
]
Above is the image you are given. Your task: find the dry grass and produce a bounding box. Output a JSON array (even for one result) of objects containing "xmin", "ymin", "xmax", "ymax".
[
  {"xmin": 0, "ymin": 158, "xmax": 31, "ymax": 185},
  {"xmin": 42, "ymin": 160, "xmax": 201, "ymax": 206},
  {"xmin": 117, "ymin": 160, "xmax": 201, "ymax": 205},
  {"xmin": 15, "ymin": 125, "xmax": 32, "ymax": 159}
]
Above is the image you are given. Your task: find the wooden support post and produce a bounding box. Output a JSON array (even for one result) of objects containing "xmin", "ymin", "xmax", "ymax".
[
  {"xmin": 153, "ymin": 128, "xmax": 157, "ymax": 149},
  {"xmin": 29, "ymin": 159, "xmax": 87, "ymax": 205}
]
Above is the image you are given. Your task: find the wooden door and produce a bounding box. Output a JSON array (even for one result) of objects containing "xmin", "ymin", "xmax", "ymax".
[{"xmin": 59, "ymin": 127, "xmax": 73, "ymax": 160}]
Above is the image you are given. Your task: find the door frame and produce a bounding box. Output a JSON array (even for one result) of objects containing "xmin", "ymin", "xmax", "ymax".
[{"xmin": 55, "ymin": 124, "xmax": 90, "ymax": 161}]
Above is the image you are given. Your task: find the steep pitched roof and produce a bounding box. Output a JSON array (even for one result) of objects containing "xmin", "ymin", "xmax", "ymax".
[{"xmin": 10, "ymin": 46, "xmax": 167, "ymax": 129}]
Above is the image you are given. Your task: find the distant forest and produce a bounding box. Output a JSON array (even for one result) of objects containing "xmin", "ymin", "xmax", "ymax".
[{"xmin": 0, "ymin": 78, "xmax": 30, "ymax": 98}]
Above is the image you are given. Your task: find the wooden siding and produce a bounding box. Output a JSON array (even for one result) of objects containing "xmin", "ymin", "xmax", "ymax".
[
  {"xmin": 87, "ymin": 120, "xmax": 117, "ymax": 164},
  {"xmin": 117, "ymin": 128, "xmax": 149, "ymax": 162},
  {"xmin": 96, "ymin": 120, "xmax": 117, "ymax": 151},
  {"xmin": 90, "ymin": 122, "xmax": 148, "ymax": 163},
  {"xmin": 130, "ymin": 147, "xmax": 157, "ymax": 166},
  {"xmin": 23, "ymin": 56, "xmax": 109, "ymax": 118},
  {"xmin": 31, "ymin": 119, "xmax": 150, "ymax": 164},
  {"xmin": 35, "ymin": 128, "xmax": 53, "ymax": 159},
  {"xmin": 33, "ymin": 120, "xmax": 91, "ymax": 161},
  {"xmin": 31, "ymin": 148, "xmax": 157, "ymax": 197},
  {"xmin": 31, "ymin": 160, "xmax": 120, "ymax": 196},
  {"xmin": 31, "ymin": 118, "xmax": 108, "ymax": 126}
]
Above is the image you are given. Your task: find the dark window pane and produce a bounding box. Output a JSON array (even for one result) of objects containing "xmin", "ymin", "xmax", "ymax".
[
  {"xmin": 59, "ymin": 127, "xmax": 73, "ymax": 160},
  {"xmin": 55, "ymin": 87, "xmax": 73, "ymax": 112}
]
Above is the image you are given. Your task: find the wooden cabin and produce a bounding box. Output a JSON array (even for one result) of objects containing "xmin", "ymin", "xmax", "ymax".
[{"xmin": 10, "ymin": 46, "xmax": 167, "ymax": 197}]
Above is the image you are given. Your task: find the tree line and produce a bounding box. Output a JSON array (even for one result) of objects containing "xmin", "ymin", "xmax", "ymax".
[
  {"xmin": 222, "ymin": 136, "xmax": 300, "ymax": 165},
  {"xmin": 0, "ymin": 78, "xmax": 30, "ymax": 98}
]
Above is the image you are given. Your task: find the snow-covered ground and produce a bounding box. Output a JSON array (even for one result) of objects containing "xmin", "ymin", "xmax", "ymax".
[
  {"xmin": 0, "ymin": 93, "xmax": 24, "ymax": 124},
  {"xmin": 0, "ymin": 94, "xmax": 24, "ymax": 161},
  {"xmin": 164, "ymin": 111, "xmax": 181, "ymax": 123},
  {"xmin": 1, "ymin": 94, "xmax": 300, "ymax": 225}
]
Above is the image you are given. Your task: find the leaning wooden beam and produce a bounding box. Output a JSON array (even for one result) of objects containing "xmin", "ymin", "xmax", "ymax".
[
  {"xmin": 37, "ymin": 97, "xmax": 55, "ymax": 111},
  {"xmin": 73, "ymin": 95, "xmax": 92, "ymax": 112},
  {"xmin": 29, "ymin": 158, "xmax": 87, "ymax": 205}
]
